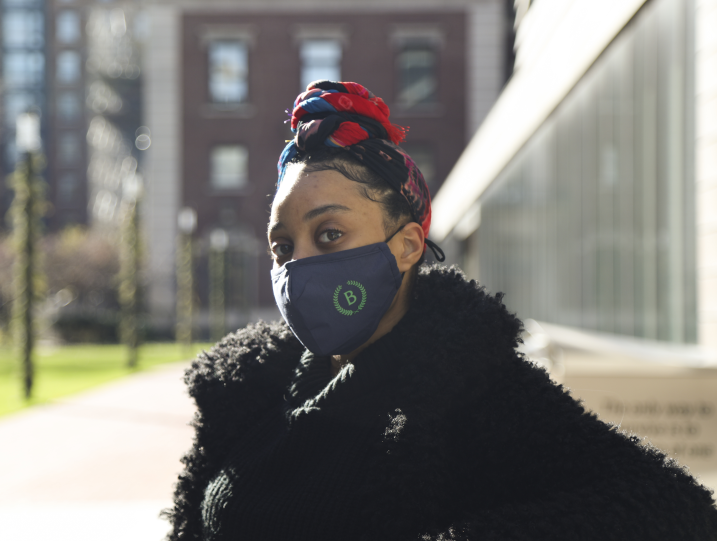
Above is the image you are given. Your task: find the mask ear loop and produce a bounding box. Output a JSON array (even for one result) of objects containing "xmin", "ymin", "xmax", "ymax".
[
  {"xmin": 384, "ymin": 223, "xmax": 407, "ymax": 244},
  {"xmin": 386, "ymin": 224, "xmax": 446, "ymax": 262},
  {"xmin": 425, "ymin": 239, "xmax": 446, "ymax": 262},
  {"xmin": 384, "ymin": 223, "xmax": 410, "ymax": 280}
]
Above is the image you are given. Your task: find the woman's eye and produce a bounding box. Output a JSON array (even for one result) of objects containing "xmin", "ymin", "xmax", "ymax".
[
  {"xmin": 272, "ymin": 244, "xmax": 293, "ymax": 258},
  {"xmin": 318, "ymin": 229, "xmax": 343, "ymax": 243}
]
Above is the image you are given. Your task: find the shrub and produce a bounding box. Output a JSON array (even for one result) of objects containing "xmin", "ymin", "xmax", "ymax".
[{"xmin": 0, "ymin": 226, "xmax": 122, "ymax": 344}]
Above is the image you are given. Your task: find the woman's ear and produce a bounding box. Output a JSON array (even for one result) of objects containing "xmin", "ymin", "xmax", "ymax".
[{"xmin": 393, "ymin": 222, "xmax": 424, "ymax": 272}]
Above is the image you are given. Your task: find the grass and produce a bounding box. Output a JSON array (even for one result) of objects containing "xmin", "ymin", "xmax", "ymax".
[{"xmin": 0, "ymin": 342, "xmax": 213, "ymax": 418}]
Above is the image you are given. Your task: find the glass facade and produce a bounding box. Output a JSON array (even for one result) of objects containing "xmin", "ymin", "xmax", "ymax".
[
  {"xmin": 56, "ymin": 50, "xmax": 81, "ymax": 83},
  {"xmin": 471, "ymin": 0, "xmax": 696, "ymax": 343},
  {"xmin": 3, "ymin": 9, "xmax": 43, "ymax": 48},
  {"xmin": 1, "ymin": 0, "xmax": 46, "ymax": 174},
  {"xmin": 56, "ymin": 91, "xmax": 81, "ymax": 122},
  {"xmin": 56, "ymin": 10, "xmax": 81, "ymax": 44},
  {"xmin": 3, "ymin": 51, "xmax": 44, "ymax": 87}
]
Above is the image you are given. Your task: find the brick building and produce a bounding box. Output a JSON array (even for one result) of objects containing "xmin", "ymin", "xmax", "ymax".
[{"xmin": 142, "ymin": 0, "xmax": 514, "ymax": 333}]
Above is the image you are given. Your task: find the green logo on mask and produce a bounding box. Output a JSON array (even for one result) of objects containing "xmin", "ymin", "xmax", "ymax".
[{"xmin": 333, "ymin": 281, "xmax": 367, "ymax": 316}]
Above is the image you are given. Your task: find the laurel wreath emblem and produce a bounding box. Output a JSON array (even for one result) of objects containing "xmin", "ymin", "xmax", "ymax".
[{"xmin": 333, "ymin": 281, "xmax": 367, "ymax": 316}]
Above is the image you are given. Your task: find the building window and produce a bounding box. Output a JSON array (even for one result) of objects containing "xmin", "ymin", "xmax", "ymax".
[
  {"xmin": 57, "ymin": 172, "xmax": 80, "ymax": 205},
  {"xmin": 3, "ymin": 51, "xmax": 44, "ymax": 87},
  {"xmin": 57, "ymin": 92, "xmax": 81, "ymax": 122},
  {"xmin": 58, "ymin": 132, "xmax": 80, "ymax": 165},
  {"xmin": 396, "ymin": 44, "xmax": 437, "ymax": 108},
  {"xmin": 56, "ymin": 50, "xmax": 81, "ymax": 83},
  {"xmin": 300, "ymin": 39, "xmax": 341, "ymax": 91},
  {"xmin": 210, "ymin": 145, "xmax": 248, "ymax": 190},
  {"xmin": 56, "ymin": 10, "xmax": 80, "ymax": 44},
  {"xmin": 208, "ymin": 41, "xmax": 248, "ymax": 103},
  {"xmin": 2, "ymin": 10, "xmax": 43, "ymax": 48},
  {"xmin": 3, "ymin": 92, "xmax": 39, "ymax": 127}
]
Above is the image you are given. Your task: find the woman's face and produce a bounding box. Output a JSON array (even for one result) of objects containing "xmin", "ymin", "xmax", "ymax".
[{"xmin": 268, "ymin": 165, "xmax": 392, "ymax": 269}]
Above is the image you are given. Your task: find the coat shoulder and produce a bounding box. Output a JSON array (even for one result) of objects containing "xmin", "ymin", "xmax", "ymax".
[
  {"xmin": 164, "ymin": 321, "xmax": 304, "ymax": 541},
  {"xmin": 185, "ymin": 320, "xmax": 304, "ymax": 419},
  {"xmin": 416, "ymin": 264, "xmax": 524, "ymax": 351}
]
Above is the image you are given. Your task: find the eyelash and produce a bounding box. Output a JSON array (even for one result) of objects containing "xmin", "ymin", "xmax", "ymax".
[
  {"xmin": 268, "ymin": 227, "xmax": 345, "ymax": 260},
  {"xmin": 269, "ymin": 243, "xmax": 292, "ymax": 259},
  {"xmin": 317, "ymin": 228, "xmax": 344, "ymax": 243}
]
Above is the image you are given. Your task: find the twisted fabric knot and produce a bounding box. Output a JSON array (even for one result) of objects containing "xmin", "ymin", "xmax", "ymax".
[{"xmin": 276, "ymin": 80, "xmax": 444, "ymax": 262}]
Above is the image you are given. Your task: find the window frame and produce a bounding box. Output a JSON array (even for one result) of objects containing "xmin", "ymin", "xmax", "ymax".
[
  {"xmin": 56, "ymin": 9, "xmax": 81, "ymax": 44},
  {"xmin": 207, "ymin": 39, "xmax": 250, "ymax": 105},
  {"xmin": 299, "ymin": 38, "xmax": 342, "ymax": 92},
  {"xmin": 209, "ymin": 144, "xmax": 250, "ymax": 193},
  {"xmin": 56, "ymin": 49, "xmax": 82, "ymax": 84},
  {"xmin": 395, "ymin": 40, "xmax": 439, "ymax": 110},
  {"xmin": 389, "ymin": 25, "xmax": 444, "ymax": 113}
]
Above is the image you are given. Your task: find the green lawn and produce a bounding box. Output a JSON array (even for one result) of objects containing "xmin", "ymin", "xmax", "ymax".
[{"xmin": 0, "ymin": 342, "xmax": 213, "ymax": 417}]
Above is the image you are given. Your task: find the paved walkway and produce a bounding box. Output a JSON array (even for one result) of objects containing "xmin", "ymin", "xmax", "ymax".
[{"xmin": 0, "ymin": 361, "xmax": 195, "ymax": 541}]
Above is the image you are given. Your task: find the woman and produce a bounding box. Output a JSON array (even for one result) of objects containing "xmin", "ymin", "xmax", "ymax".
[{"xmin": 165, "ymin": 81, "xmax": 717, "ymax": 540}]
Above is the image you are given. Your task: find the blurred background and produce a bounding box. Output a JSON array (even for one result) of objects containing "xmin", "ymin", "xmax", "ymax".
[{"xmin": 0, "ymin": 0, "xmax": 715, "ymax": 538}]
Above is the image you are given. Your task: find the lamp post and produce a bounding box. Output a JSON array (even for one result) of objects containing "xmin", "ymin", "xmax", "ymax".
[
  {"xmin": 119, "ymin": 173, "xmax": 142, "ymax": 367},
  {"xmin": 209, "ymin": 228, "xmax": 228, "ymax": 342},
  {"xmin": 176, "ymin": 207, "xmax": 197, "ymax": 350},
  {"xmin": 11, "ymin": 112, "xmax": 44, "ymax": 398}
]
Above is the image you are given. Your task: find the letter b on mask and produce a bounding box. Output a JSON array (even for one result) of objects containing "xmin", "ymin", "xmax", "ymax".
[{"xmin": 344, "ymin": 290, "xmax": 357, "ymax": 306}]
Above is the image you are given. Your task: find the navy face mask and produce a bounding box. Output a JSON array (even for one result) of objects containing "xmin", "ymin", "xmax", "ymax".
[{"xmin": 271, "ymin": 239, "xmax": 403, "ymax": 356}]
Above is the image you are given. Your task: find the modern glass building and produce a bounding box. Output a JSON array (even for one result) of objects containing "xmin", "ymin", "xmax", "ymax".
[
  {"xmin": 432, "ymin": 0, "xmax": 717, "ymax": 487},
  {"xmin": 433, "ymin": 0, "xmax": 714, "ymax": 351}
]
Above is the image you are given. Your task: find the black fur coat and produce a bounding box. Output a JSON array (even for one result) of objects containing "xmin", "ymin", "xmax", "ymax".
[{"xmin": 165, "ymin": 265, "xmax": 717, "ymax": 540}]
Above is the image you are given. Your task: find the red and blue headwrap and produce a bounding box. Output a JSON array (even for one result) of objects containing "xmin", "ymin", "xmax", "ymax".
[{"xmin": 277, "ymin": 80, "xmax": 444, "ymax": 261}]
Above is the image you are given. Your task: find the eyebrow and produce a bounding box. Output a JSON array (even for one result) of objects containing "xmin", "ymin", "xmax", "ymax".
[
  {"xmin": 268, "ymin": 221, "xmax": 285, "ymax": 235},
  {"xmin": 303, "ymin": 204, "xmax": 351, "ymax": 222},
  {"xmin": 268, "ymin": 204, "xmax": 352, "ymax": 237}
]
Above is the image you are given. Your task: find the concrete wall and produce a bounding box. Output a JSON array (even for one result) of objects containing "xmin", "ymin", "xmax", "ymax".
[{"xmin": 143, "ymin": 5, "xmax": 181, "ymax": 330}]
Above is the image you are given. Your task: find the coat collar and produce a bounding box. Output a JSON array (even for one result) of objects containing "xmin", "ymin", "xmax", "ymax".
[
  {"xmin": 361, "ymin": 264, "xmax": 523, "ymax": 410},
  {"xmin": 282, "ymin": 264, "xmax": 523, "ymax": 423}
]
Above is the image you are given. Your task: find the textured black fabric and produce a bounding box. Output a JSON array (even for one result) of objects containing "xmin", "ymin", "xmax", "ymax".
[
  {"xmin": 164, "ymin": 265, "xmax": 717, "ymax": 541},
  {"xmin": 200, "ymin": 350, "xmax": 399, "ymax": 541}
]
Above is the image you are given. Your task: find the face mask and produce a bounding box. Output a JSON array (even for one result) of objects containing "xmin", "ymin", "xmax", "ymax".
[{"xmin": 271, "ymin": 238, "xmax": 403, "ymax": 356}]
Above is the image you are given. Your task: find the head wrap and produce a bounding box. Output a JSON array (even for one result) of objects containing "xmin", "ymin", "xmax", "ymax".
[{"xmin": 277, "ymin": 80, "xmax": 444, "ymax": 261}]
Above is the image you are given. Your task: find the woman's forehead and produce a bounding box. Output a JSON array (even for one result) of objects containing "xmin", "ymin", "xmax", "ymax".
[
  {"xmin": 272, "ymin": 169, "xmax": 365, "ymax": 215},
  {"xmin": 268, "ymin": 168, "xmax": 385, "ymax": 237}
]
